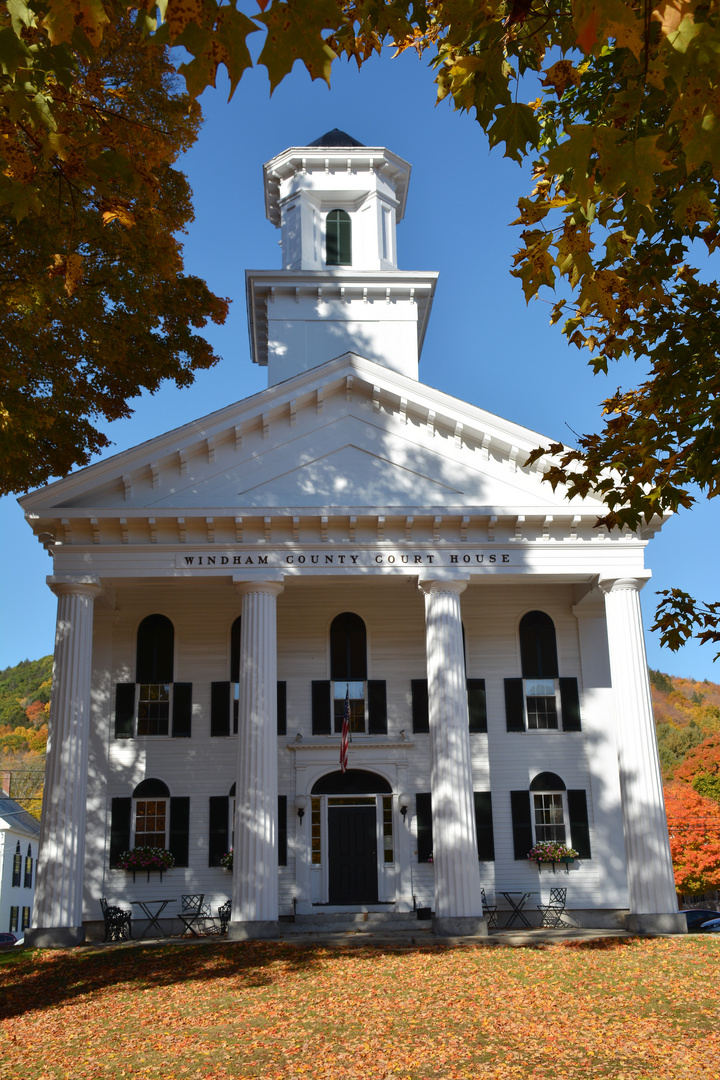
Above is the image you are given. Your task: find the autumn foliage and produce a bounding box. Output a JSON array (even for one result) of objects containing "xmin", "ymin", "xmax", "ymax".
[
  {"xmin": 664, "ymin": 780, "xmax": 720, "ymax": 895},
  {"xmin": 2, "ymin": 938, "xmax": 720, "ymax": 1080}
]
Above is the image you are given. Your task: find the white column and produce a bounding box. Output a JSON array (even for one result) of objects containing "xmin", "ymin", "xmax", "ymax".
[
  {"xmin": 419, "ymin": 579, "xmax": 484, "ymax": 931},
  {"xmin": 230, "ymin": 580, "xmax": 284, "ymax": 935},
  {"xmin": 600, "ymin": 576, "xmax": 684, "ymax": 933},
  {"xmin": 28, "ymin": 576, "xmax": 101, "ymax": 947}
]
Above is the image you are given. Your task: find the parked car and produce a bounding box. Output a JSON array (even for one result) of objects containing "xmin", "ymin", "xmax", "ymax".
[
  {"xmin": 0, "ymin": 933, "xmax": 17, "ymax": 947},
  {"xmin": 698, "ymin": 917, "xmax": 720, "ymax": 933},
  {"xmin": 681, "ymin": 909, "xmax": 720, "ymax": 931}
]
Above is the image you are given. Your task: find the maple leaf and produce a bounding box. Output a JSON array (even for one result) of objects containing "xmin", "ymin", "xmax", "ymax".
[{"xmin": 255, "ymin": 0, "xmax": 340, "ymax": 91}]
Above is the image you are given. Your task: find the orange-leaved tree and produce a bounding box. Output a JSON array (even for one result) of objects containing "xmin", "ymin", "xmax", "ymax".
[
  {"xmin": 664, "ymin": 780, "xmax": 720, "ymax": 895},
  {"xmin": 675, "ymin": 735, "xmax": 720, "ymax": 806}
]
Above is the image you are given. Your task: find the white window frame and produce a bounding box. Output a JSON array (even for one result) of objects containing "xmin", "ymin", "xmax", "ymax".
[
  {"xmin": 333, "ymin": 679, "xmax": 367, "ymax": 734},
  {"xmin": 136, "ymin": 682, "xmax": 172, "ymax": 737},
  {"xmin": 132, "ymin": 796, "xmax": 169, "ymax": 849},
  {"xmin": 524, "ymin": 678, "xmax": 561, "ymax": 731},
  {"xmin": 531, "ymin": 789, "xmax": 568, "ymax": 845}
]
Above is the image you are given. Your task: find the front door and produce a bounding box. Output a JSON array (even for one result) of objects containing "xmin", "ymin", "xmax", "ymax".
[{"xmin": 328, "ymin": 804, "xmax": 378, "ymax": 904}]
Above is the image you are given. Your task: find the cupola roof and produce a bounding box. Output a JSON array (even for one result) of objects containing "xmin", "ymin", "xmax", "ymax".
[{"xmin": 308, "ymin": 128, "xmax": 365, "ymax": 147}]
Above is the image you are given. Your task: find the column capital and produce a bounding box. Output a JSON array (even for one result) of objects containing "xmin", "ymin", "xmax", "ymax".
[
  {"xmin": 46, "ymin": 575, "xmax": 102, "ymax": 599},
  {"xmin": 599, "ymin": 574, "xmax": 651, "ymax": 596},
  {"xmin": 233, "ymin": 577, "xmax": 285, "ymax": 598},
  {"xmin": 418, "ymin": 577, "xmax": 468, "ymax": 597}
]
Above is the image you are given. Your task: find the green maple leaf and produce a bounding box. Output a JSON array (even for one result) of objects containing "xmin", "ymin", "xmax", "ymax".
[
  {"xmin": 487, "ymin": 103, "xmax": 540, "ymax": 163},
  {"xmin": 255, "ymin": 0, "xmax": 340, "ymax": 91}
]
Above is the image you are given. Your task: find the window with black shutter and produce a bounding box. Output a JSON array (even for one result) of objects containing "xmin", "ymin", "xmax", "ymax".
[
  {"xmin": 416, "ymin": 793, "xmax": 433, "ymax": 863},
  {"xmin": 312, "ymin": 680, "xmax": 331, "ymax": 734},
  {"xmin": 411, "ymin": 680, "xmax": 429, "ymax": 733},
  {"xmin": 510, "ymin": 790, "xmax": 533, "ymax": 860},
  {"xmin": 168, "ymin": 797, "xmax": 190, "ymax": 868},
  {"xmin": 567, "ymin": 789, "xmax": 592, "ymax": 858},
  {"xmin": 277, "ymin": 681, "xmax": 287, "ymax": 736},
  {"xmin": 109, "ymin": 798, "xmax": 132, "ymax": 867},
  {"xmin": 474, "ymin": 792, "xmax": 495, "ymax": 860},
  {"xmin": 367, "ymin": 680, "xmax": 387, "ymax": 734},
  {"xmin": 211, "ymin": 681, "xmax": 231, "ymax": 737},
  {"xmin": 208, "ymin": 795, "xmax": 229, "ymax": 866},
  {"xmin": 467, "ymin": 680, "xmax": 487, "ymax": 733},
  {"xmin": 11, "ymin": 842, "xmax": 21, "ymax": 886},
  {"xmin": 278, "ymin": 795, "xmax": 288, "ymax": 866}
]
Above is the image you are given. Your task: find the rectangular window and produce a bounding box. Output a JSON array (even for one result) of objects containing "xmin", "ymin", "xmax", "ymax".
[
  {"xmin": 137, "ymin": 683, "xmax": 170, "ymax": 736},
  {"xmin": 21, "ymin": 907, "xmax": 30, "ymax": 931},
  {"xmin": 382, "ymin": 795, "xmax": 393, "ymax": 863},
  {"xmin": 525, "ymin": 679, "xmax": 559, "ymax": 729},
  {"xmin": 311, "ymin": 796, "xmax": 322, "ymax": 865},
  {"xmin": 135, "ymin": 799, "xmax": 167, "ymax": 848},
  {"xmin": 533, "ymin": 793, "xmax": 566, "ymax": 844},
  {"xmin": 11, "ymin": 848, "xmax": 21, "ymax": 887},
  {"xmin": 24, "ymin": 853, "xmax": 32, "ymax": 888},
  {"xmin": 9, "ymin": 907, "xmax": 18, "ymax": 933},
  {"xmin": 333, "ymin": 680, "xmax": 365, "ymax": 733}
]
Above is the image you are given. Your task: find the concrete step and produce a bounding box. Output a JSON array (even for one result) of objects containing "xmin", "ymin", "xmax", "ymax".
[{"xmin": 286, "ymin": 911, "xmax": 431, "ymax": 933}]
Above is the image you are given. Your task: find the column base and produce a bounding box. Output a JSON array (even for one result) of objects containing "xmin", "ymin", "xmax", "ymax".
[
  {"xmin": 24, "ymin": 926, "xmax": 86, "ymax": 948},
  {"xmin": 227, "ymin": 920, "xmax": 282, "ymax": 941},
  {"xmin": 624, "ymin": 913, "xmax": 687, "ymax": 936},
  {"xmin": 433, "ymin": 916, "xmax": 488, "ymax": 937}
]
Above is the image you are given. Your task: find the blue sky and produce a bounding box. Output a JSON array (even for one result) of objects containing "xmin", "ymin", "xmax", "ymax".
[{"xmin": 1, "ymin": 44, "xmax": 717, "ymax": 680}]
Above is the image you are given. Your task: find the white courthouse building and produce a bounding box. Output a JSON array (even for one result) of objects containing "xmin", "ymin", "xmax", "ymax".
[{"xmin": 22, "ymin": 131, "xmax": 684, "ymax": 945}]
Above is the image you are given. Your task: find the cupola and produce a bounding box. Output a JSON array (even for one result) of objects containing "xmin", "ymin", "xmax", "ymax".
[{"xmin": 246, "ymin": 132, "xmax": 437, "ymax": 387}]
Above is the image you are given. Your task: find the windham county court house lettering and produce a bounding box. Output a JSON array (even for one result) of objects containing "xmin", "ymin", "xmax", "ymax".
[{"xmin": 21, "ymin": 130, "xmax": 685, "ymax": 944}]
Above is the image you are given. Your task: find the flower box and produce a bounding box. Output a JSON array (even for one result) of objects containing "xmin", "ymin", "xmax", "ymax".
[
  {"xmin": 116, "ymin": 846, "xmax": 174, "ymax": 882},
  {"xmin": 527, "ymin": 842, "xmax": 578, "ymax": 873}
]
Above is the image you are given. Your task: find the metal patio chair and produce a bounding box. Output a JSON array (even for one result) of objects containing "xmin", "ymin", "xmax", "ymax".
[
  {"xmin": 480, "ymin": 888, "xmax": 498, "ymax": 928},
  {"xmin": 176, "ymin": 893, "xmax": 212, "ymax": 936},
  {"xmin": 537, "ymin": 887, "xmax": 569, "ymax": 928}
]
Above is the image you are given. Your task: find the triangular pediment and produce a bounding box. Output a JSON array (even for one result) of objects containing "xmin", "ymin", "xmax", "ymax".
[{"xmin": 21, "ymin": 353, "xmax": 611, "ymax": 521}]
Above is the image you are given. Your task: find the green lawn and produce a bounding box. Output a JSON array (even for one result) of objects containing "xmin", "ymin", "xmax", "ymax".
[{"xmin": 1, "ymin": 937, "xmax": 718, "ymax": 1079}]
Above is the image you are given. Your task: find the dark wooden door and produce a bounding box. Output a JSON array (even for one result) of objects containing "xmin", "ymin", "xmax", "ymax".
[{"xmin": 328, "ymin": 806, "xmax": 378, "ymax": 904}]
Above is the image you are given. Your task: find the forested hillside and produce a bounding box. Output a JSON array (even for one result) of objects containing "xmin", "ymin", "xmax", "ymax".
[
  {"xmin": 0, "ymin": 656, "xmax": 51, "ymax": 815},
  {"xmin": 0, "ymin": 656, "xmax": 718, "ymax": 893}
]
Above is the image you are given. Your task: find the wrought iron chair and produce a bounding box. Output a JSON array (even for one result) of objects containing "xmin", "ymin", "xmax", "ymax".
[
  {"xmin": 176, "ymin": 894, "xmax": 212, "ymax": 936},
  {"xmin": 100, "ymin": 897, "xmax": 133, "ymax": 942},
  {"xmin": 537, "ymin": 887, "xmax": 569, "ymax": 928},
  {"xmin": 218, "ymin": 900, "xmax": 231, "ymax": 934},
  {"xmin": 480, "ymin": 888, "xmax": 498, "ymax": 928}
]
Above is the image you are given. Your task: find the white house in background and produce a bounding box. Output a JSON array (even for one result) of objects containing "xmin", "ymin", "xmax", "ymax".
[
  {"xmin": 0, "ymin": 794, "xmax": 40, "ymax": 941},
  {"xmin": 21, "ymin": 130, "xmax": 685, "ymax": 946}
]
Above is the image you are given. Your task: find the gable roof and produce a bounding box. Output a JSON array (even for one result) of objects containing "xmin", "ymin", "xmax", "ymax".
[{"xmin": 0, "ymin": 796, "xmax": 41, "ymax": 839}]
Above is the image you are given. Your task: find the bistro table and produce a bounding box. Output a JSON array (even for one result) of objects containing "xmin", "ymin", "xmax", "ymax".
[
  {"xmin": 500, "ymin": 891, "xmax": 537, "ymax": 929},
  {"xmin": 130, "ymin": 899, "xmax": 176, "ymax": 939}
]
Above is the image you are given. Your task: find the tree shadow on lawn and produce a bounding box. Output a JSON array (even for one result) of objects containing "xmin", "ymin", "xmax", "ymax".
[
  {"xmin": 0, "ymin": 935, "xmax": 646, "ymax": 1023},
  {"xmin": 0, "ymin": 940, "xmax": 334, "ymax": 1022}
]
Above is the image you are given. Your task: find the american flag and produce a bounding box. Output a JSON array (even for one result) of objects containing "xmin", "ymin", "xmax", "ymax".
[{"xmin": 340, "ymin": 685, "xmax": 350, "ymax": 773}]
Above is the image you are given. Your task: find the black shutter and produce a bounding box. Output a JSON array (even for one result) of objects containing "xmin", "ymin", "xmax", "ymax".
[
  {"xmin": 312, "ymin": 680, "xmax": 331, "ymax": 734},
  {"xmin": 114, "ymin": 683, "xmax": 135, "ymax": 739},
  {"xmin": 567, "ymin": 790, "xmax": 592, "ymax": 858},
  {"xmin": 208, "ymin": 796, "xmax": 229, "ymax": 866},
  {"xmin": 467, "ymin": 679, "xmax": 487, "ymax": 733},
  {"xmin": 411, "ymin": 680, "xmax": 429, "ymax": 733},
  {"xmin": 510, "ymin": 790, "xmax": 533, "ymax": 860},
  {"xmin": 277, "ymin": 681, "xmax": 287, "ymax": 736},
  {"xmin": 474, "ymin": 792, "xmax": 495, "ymax": 860},
  {"xmin": 211, "ymin": 682, "xmax": 231, "ymax": 737},
  {"xmin": 368, "ymin": 680, "xmax": 387, "ymax": 734},
  {"xmin": 504, "ymin": 678, "xmax": 525, "ymax": 732},
  {"xmin": 560, "ymin": 678, "xmax": 582, "ymax": 731},
  {"xmin": 416, "ymin": 792, "xmax": 433, "ymax": 863},
  {"xmin": 172, "ymin": 683, "xmax": 192, "ymax": 737},
  {"xmin": 169, "ymin": 797, "xmax": 190, "ymax": 867},
  {"xmin": 278, "ymin": 795, "xmax": 288, "ymax": 866},
  {"xmin": 109, "ymin": 798, "xmax": 132, "ymax": 866}
]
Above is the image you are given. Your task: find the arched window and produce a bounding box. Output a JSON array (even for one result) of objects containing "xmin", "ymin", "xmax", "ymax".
[
  {"xmin": 24, "ymin": 844, "xmax": 32, "ymax": 889},
  {"xmin": 330, "ymin": 612, "xmax": 367, "ymax": 733},
  {"xmin": 132, "ymin": 778, "xmax": 170, "ymax": 850},
  {"xmin": 530, "ymin": 772, "xmax": 566, "ymax": 845},
  {"xmin": 136, "ymin": 615, "xmax": 174, "ymax": 736},
  {"xmin": 511, "ymin": 774, "xmax": 592, "ymax": 859},
  {"xmin": 505, "ymin": 611, "xmax": 581, "ymax": 733},
  {"xmin": 11, "ymin": 841, "xmax": 21, "ymax": 886},
  {"xmin": 231, "ymin": 616, "xmax": 241, "ymax": 734},
  {"xmin": 519, "ymin": 611, "xmax": 559, "ymax": 730},
  {"xmin": 326, "ymin": 209, "xmax": 351, "ymax": 265}
]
